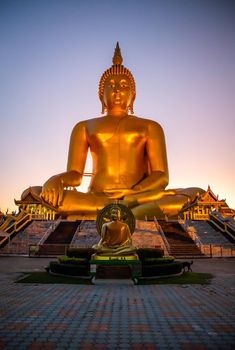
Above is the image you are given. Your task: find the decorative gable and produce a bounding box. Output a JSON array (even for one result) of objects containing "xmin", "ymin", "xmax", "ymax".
[
  {"xmin": 199, "ymin": 186, "xmax": 224, "ymax": 204},
  {"xmin": 21, "ymin": 192, "xmax": 41, "ymax": 204}
]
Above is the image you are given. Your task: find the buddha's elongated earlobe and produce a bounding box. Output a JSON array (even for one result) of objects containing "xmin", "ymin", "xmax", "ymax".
[
  {"xmin": 129, "ymin": 101, "xmax": 134, "ymax": 114},
  {"xmin": 102, "ymin": 101, "xmax": 107, "ymax": 114}
]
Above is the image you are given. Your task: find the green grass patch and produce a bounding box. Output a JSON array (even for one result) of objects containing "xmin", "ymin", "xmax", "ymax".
[
  {"xmin": 137, "ymin": 272, "xmax": 213, "ymax": 285},
  {"xmin": 15, "ymin": 272, "xmax": 93, "ymax": 284},
  {"xmin": 58, "ymin": 256, "xmax": 88, "ymax": 265}
]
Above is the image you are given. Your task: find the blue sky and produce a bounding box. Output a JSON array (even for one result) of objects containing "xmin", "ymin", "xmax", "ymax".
[{"xmin": 0, "ymin": 0, "xmax": 235, "ymax": 213}]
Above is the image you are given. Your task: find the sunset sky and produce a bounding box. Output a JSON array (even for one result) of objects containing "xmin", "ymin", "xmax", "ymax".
[{"xmin": 1, "ymin": 0, "xmax": 235, "ymax": 214}]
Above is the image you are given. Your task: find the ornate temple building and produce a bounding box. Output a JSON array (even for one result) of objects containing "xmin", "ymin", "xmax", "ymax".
[
  {"xmin": 182, "ymin": 186, "xmax": 234, "ymax": 220},
  {"xmin": 14, "ymin": 187, "xmax": 56, "ymax": 220}
]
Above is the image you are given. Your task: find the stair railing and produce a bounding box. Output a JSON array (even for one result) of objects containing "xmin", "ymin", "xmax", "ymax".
[
  {"xmin": 209, "ymin": 213, "xmax": 235, "ymax": 242},
  {"xmin": 38, "ymin": 219, "xmax": 61, "ymax": 245},
  {"xmin": 183, "ymin": 223, "xmax": 205, "ymax": 254},
  {"xmin": 1, "ymin": 217, "xmax": 18, "ymax": 232},
  {"xmin": 154, "ymin": 219, "xmax": 171, "ymax": 256},
  {"xmin": 14, "ymin": 214, "xmax": 32, "ymax": 232},
  {"xmin": 0, "ymin": 213, "xmax": 32, "ymax": 248},
  {"xmin": 69, "ymin": 222, "xmax": 82, "ymax": 246}
]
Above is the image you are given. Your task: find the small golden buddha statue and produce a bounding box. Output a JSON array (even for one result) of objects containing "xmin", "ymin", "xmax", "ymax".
[
  {"xmin": 26, "ymin": 42, "xmax": 204, "ymax": 219},
  {"xmin": 92, "ymin": 206, "xmax": 136, "ymax": 256}
]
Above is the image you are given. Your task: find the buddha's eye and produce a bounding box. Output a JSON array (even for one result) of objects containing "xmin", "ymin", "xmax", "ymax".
[
  {"xmin": 109, "ymin": 80, "xmax": 115, "ymax": 88},
  {"xmin": 120, "ymin": 80, "xmax": 128, "ymax": 88}
]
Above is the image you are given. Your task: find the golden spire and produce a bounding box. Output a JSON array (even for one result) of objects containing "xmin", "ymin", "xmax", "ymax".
[{"xmin": 112, "ymin": 42, "xmax": 123, "ymax": 65}]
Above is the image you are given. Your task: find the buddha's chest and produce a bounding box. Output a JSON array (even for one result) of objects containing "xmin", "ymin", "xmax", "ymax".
[{"xmin": 87, "ymin": 120, "xmax": 147, "ymax": 148}]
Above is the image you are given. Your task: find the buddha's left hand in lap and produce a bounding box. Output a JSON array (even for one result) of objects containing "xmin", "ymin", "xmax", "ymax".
[{"xmin": 103, "ymin": 188, "xmax": 137, "ymax": 199}]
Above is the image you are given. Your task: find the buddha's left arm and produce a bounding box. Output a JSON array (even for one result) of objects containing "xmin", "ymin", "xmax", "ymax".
[{"xmin": 132, "ymin": 121, "xmax": 169, "ymax": 193}]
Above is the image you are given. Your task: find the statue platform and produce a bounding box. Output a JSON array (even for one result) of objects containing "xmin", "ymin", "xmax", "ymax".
[{"xmin": 90, "ymin": 254, "xmax": 141, "ymax": 280}]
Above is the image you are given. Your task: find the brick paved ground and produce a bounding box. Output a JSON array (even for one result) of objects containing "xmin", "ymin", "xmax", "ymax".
[{"xmin": 0, "ymin": 257, "xmax": 234, "ymax": 349}]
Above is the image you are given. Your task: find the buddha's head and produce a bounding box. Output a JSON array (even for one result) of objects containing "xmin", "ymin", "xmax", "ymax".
[
  {"xmin": 99, "ymin": 42, "xmax": 136, "ymax": 115},
  {"xmin": 110, "ymin": 206, "xmax": 121, "ymax": 221}
]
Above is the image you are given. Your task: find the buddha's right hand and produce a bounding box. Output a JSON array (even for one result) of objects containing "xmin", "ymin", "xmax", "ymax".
[{"xmin": 41, "ymin": 175, "xmax": 64, "ymax": 207}]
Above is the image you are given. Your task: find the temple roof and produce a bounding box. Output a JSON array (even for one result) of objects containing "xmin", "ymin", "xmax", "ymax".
[
  {"xmin": 198, "ymin": 185, "xmax": 225, "ymax": 203},
  {"xmin": 14, "ymin": 187, "xmax": 56, "ymax": 210},
  {"xmin": 182, "ymin": 185, "xmax": 228, "ymax": 211}
]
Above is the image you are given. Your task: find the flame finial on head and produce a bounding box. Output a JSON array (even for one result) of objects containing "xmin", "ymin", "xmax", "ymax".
[{"xmin": 113, "ymin": 42, "xmax": 123, "ymax": 65}]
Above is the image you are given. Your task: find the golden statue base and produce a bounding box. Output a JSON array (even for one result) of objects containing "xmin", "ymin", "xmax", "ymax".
[{"xmin": 90, "ymin": 254, "xmax": 141, "ymax": 279}]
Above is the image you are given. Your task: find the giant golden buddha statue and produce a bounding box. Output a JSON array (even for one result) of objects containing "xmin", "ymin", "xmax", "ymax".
[{"xmin": 28, "ymin": 43, "xmax": 204, "ymax": 219}]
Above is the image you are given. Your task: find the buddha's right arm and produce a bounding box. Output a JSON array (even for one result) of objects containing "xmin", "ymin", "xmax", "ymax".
[
  {"xmin": 67, "ymin": 121, "xmax": 89, "ymax": 175},
  {"xmin": 41, "ymin": 121, "xmax": 89, "ymax": 207}
]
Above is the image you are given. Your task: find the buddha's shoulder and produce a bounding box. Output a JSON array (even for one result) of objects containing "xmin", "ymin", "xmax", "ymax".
[
  {"xmin": 130, "ymin": 115, "xmax": 164, "ymax": 129},
  {"xmin": 72, "ymin": 116, "xmax": 106, "ymax": 129}
]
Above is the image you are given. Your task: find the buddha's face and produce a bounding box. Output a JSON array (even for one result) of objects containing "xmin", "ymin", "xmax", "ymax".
[
  {"xmin": 110, "ymin": 208, "xmax": 121, "ymax": 221},
  {"xmin": 103, "ymin": 74, "xmax": 133, "ymax": 115}
]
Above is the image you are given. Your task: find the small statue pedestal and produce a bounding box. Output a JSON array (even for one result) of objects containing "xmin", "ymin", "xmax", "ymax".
[
  {"xmin": 91, "ymin": 204, "xmax": 140, "ymax": 280},
  {"xmin": 90, "ymin": 254, "xmax": 141, "ymax": 280}
]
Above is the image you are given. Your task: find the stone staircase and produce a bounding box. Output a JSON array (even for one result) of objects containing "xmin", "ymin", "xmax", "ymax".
[
  {"xmin": 187, "ymin": 220, "xmax": 232, "ymax": 245},
  {"xmin": 132, "ymin": 220, "xmax": 164, "ymax": 250},
  {"xmin": 159, "ymin": 220, "xmax": 203, "ymax": 257},
  {"xmin": 36, "ymin": 221, "xmax": 81, "ymax": 256},
  {"xmin": 185, "ymin": 220, "xmax": 234, "ymax": 257},
  {"xmin": 0, "ymin": 221, "xmax": 54, "ymax": 255}
]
